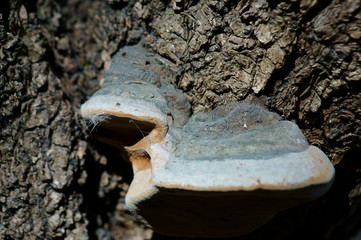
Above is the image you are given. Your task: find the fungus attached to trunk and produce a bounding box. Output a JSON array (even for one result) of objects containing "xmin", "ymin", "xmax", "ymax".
[{"xmin": 81, "ymin": 42, "xmax": 335, "ymax": 238}]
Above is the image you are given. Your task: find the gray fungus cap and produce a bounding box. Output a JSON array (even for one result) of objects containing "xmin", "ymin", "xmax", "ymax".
[{"xmin": 81, "ymin": 42, "xmax": 335, "ymax": 238}]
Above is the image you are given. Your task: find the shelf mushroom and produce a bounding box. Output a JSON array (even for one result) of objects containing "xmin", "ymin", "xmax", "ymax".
[{"xmin": 81, "ymin": 42, "xmax": 335, "ymax": 238}]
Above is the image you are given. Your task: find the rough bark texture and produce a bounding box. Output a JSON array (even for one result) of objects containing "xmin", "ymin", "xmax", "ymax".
[{"xmin": 0, "ymin": 0, "xmax": 360, "ymax": 240}]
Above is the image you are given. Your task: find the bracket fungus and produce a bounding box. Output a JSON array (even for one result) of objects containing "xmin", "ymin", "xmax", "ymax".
[{"xmin": 81, "ymin": 42, "xmax": 335, "ymax": 238}]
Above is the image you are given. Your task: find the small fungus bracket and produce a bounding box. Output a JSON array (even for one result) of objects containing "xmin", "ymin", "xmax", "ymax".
[{"xmin": 80, "ymin": 42, "xmax": 335, "ymax": 238}]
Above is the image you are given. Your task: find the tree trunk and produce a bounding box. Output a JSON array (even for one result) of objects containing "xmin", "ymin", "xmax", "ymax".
[{"xmin": 0, "ymin": 0, "xmax": 360, "ymax": 240}]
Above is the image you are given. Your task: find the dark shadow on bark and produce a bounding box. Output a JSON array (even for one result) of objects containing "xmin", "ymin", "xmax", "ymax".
[
  {"xmin": 79, "ymin": 140, "xmax": 133, "ymax": 239},
  {"xmin": 23, "ymin": 0, "xmax": 37, "ymax": 13},
  {"xmin": 331, "ymin": 147, "xmax": 361, "ymax": 239},
  {"xmin": 0, "ymin": 0, "xmax": 10, "ymax": 31}
]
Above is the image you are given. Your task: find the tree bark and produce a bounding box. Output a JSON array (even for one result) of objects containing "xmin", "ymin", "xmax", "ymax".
[{"xmin": 0, "ymin": 0, "xmax": 360, "ymax": 240}]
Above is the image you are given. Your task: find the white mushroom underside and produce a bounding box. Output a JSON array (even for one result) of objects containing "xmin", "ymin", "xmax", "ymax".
[
  {"xmin": 81, "ymin": 95, "xmax": 169, "ymax": 128},
  {"xmin": 150, "ymin": 144, "xmax": 335, "ymax": 191}
]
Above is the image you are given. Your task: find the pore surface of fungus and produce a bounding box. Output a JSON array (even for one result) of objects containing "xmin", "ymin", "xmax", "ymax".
[{"xmin": 81, "ymin": 42, "xmax": 335, "ymax": 238}]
